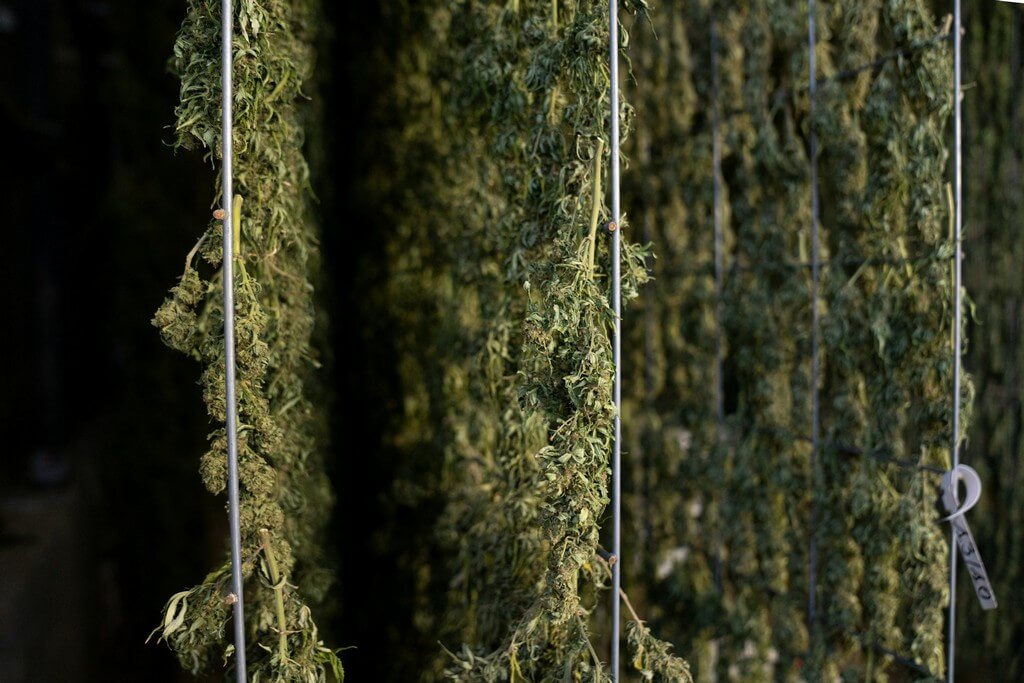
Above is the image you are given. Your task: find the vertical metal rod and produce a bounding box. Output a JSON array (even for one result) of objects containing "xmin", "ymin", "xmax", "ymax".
[
  {"xmin": 609, "ymin": 0, "xmax": 622, "ymax": 679},
  {"xmin": 221, "ymin": 0, "xmax": 248, "ymax": 679},
  {"xmin": 710, "ymin": 4, "xmax": 725, "ymax": 595},
  {"xmin": 948, "ymin": 1, "xmax": 963, "ymax": 680},
  {"xmin": 806, "ymin": 0, "xmax": 822, "ymax": 637}
]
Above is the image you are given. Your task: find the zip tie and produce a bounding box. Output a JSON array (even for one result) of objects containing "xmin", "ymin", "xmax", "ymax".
[{"xmin": 221, "ymin": 0, "xmax": 247, "ymax": 679}]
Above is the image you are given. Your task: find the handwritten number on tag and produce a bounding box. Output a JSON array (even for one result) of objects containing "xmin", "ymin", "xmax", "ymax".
[{"xmin": 941, "ymin": 465, "xmax": 997, "ymax": 611}]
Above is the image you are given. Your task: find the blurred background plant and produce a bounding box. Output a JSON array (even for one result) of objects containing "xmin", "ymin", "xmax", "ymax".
[{"xmin": 0, "ymin": 1, "xmax": 1020, "ymax": 681}]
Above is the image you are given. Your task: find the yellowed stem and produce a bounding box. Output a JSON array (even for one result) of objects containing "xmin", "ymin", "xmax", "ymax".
[
  {"xmin": 587, "ymin": 138, "xmax": 606, "ymax": 278},
  {"xmin": 577, "ymin": 615, "xmax": 602, "ymax": 667},
  {"xmin": 259, "ymin": 528, "xmax": 289, "ymax": 661},
  {"xmin": 597, "ymin": 550, "xmax": 645, "ymax": 624},
  {"xmin": 946, "ymin": 182, "xmax": 955, "ymax": 296},
  {"xmin": 232, "ymin": 194, "xmax": 243, "ymax": 260}
]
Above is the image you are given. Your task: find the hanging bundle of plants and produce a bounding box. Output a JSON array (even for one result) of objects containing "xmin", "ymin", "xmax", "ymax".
[
  {"xmin": 367, "ymin": 1, "xmax": 690, "ymax": 680},
  {"xmin": 149, "ymin": 0, "xmax": 342, "ymax": 679},
  {"xmin": 137, "ymin": 0, "xmax": 981, "ymax": 680},
  {"xmin": 619, "ymin": 1, "xmax": 723, "ymax": 678},
  {"xmin": 809, "ymin": 0, "xmax": 955, "ymax": 678},
  {"xmin": 618, "ymin": 0, "xmax": 961, "ymax": 680}
]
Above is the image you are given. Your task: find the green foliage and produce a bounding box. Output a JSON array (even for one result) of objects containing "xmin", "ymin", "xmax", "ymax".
[
  {"xmin": 620, "ymin": 1, "xmax": 958, "ymax": 680},
  {"xmin": 144, "ymin": 0, "xmax": 1004, "ymax": 681},
  {"xmin": 626, "ymin": 620, "xmax": 693, "ymax": 682},
  {"xmin": 371, "ymin": 0, "xmax": 964, "ymax": 680},
  {"xmin": 369, "ymin": 0, "xmax": 686, "ymax": 680},
  {"xmin": 150, "ymin": 0, "xmax": 341, "ymax": 679}
]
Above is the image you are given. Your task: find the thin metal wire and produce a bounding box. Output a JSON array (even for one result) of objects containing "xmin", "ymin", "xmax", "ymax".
[
  {"xmin": 948, "ymin": 1, "xmax": 963, "ymax": 680},
  {"xmin": 710, "ymin": 4, "xmax": 725, "ymax": 596},
  {"xmin": 609, "ymin": 0, "xmax": 622, "ymax": 678},
  {"xmin": 221, "ymin": 0, "xmax": 247, "ymax": 679},
  {"xmin": 806, "ymin": 0, "xmax": 822, "ymax": 637}
]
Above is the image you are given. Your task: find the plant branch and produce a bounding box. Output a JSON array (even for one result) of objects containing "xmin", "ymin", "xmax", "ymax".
[
  {"xmin": 586, "ymin": 138, "xmax": 606, "ymax": 278},
  {"xmin": 260, "ymin": 528, "xmax": 289, "ymax": 661}
]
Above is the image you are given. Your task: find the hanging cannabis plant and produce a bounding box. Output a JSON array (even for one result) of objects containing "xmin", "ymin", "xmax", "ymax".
[
  {"xmin": 365, "ymin": 1, "xmax": 690, "ymax": 680},
  {"xmin": 150, "ymin": 0, "xmax": 341, "ymax": 679},
  {"xmin": 619, "ymin": 2, "xmax": 724, "ymax": 679},
  {"xmin": 618, "ymin": 1, "xmax": 960, "ymax": 680},
  {"xmin": 808, "ymin": 1, "xmax": 955, "ymax": 677}
]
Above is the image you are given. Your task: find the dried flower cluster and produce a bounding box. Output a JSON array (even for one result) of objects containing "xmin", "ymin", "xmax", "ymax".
[{"xmin": 151, "ymin": 1, "xmax": 342, "ymax": 680}]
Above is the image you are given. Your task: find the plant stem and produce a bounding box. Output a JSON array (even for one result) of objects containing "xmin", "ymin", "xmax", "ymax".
[
  {"xmin": 596, "ymin": 550, "xmax": 644, "ymax": 624},
  {"xmin": 619, "ymin": 585, "xmax": 643, "ymax": 625},
  {"xmin": 587, "ymin": 138, "xmax": 606, "ymax": 278},
  {"xmin": 184, "ymin": 234, "xmax": 207, "ymax": 274},
  {"xmin": 259, "ymin": 528, "xmax": 289, "ymax": 661},
  {"xmin": 577, "ymin": 615, "xmax": 602, "ymax": 667},
  {"xmin": 232, "ymin": 194, "xmax": 243, "ymax": 259}
]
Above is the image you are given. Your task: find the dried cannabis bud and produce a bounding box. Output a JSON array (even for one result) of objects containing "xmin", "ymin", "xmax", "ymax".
[
  {"xmin": 620, "ymin": 1, "xmax": 958, "ymax": 680},
  {"xmin": 147, "ymin": 0, "xmax": 974, "ymax": 680},
  {"xmin": 151, "ymin": 0, "xmax": 341, "ymax": 680}
]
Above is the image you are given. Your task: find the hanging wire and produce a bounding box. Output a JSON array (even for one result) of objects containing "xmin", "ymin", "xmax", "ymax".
[
  {"xmin": 221, "ymin": 0, "xmax": 248, "ymax": 679},
  {"xmin": 948, "ymin": 0, "xmax": 963, "ymax": 680},
  {"xmin": 806, "ymin": 0, "xmax": 822, "ymax": 637},
  {"xmin": 609, "ymin": 0, "xmax": 622, "ymax": 678},
  {"xmin": 709, "ymin": 2, "xmax": 725, "ymax": 595}
]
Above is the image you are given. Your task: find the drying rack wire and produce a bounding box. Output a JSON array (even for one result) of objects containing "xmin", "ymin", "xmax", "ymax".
[
  {"xmin": 947, "ymin": 0, "xmax": 964, "ymax": 680},
  {"xmin": 609, "ymin": 0, "xmax": 623, "ymax": 679},
  {"xmin": 220, "ymin": 0, "xmax": 248, "ymax": 679}
]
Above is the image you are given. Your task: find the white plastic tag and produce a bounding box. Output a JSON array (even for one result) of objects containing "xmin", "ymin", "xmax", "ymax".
[{"xmin": 940, "ymin": 465, "xmax": 997, "ymax": 611}]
